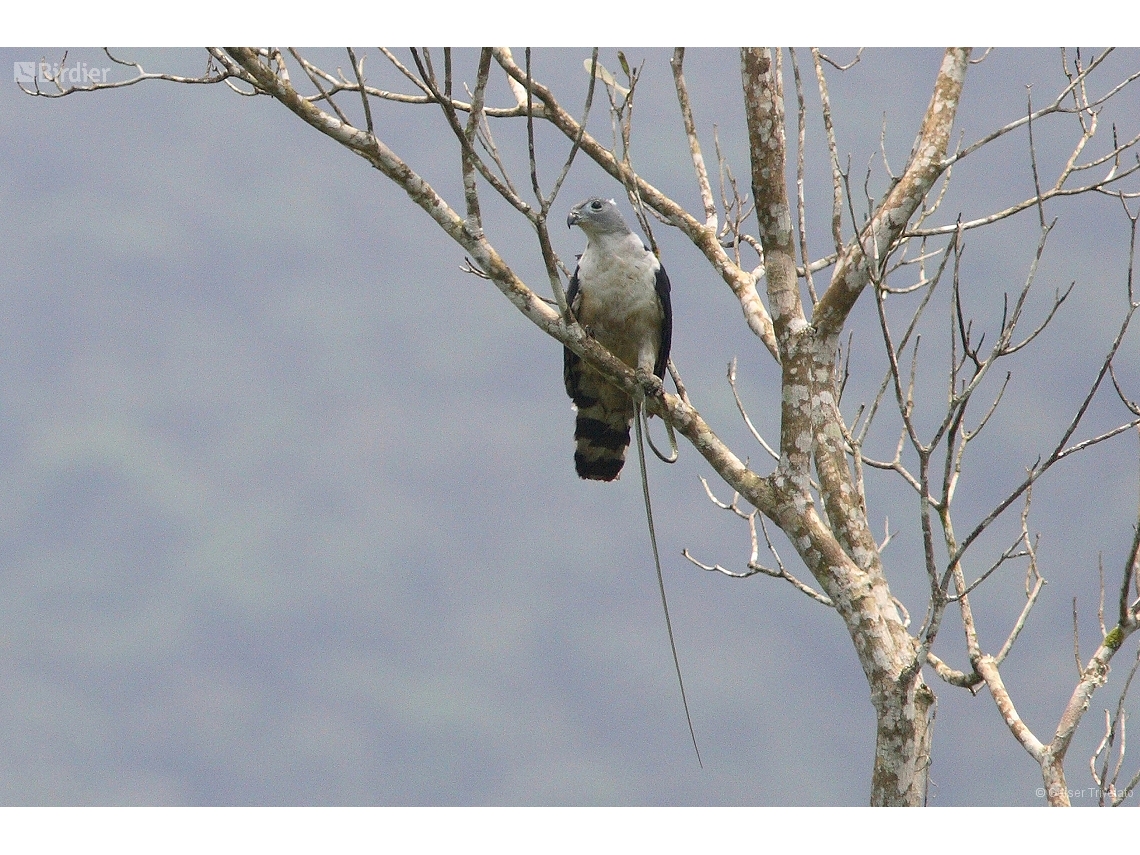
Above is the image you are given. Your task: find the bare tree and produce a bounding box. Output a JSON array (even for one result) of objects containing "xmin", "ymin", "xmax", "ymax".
[{"xmin": 26, "ymin": 46, "xmax": 1140, "ymax": 806}]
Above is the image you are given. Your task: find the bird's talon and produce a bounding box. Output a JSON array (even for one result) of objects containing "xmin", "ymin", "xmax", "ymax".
[{"xmin": 636, "ymin": 368, "xmax": 663, "ymax": 399}]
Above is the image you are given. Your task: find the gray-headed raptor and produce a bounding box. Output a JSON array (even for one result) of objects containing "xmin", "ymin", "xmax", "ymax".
[{"xmin": 564, "ymin": 197, "xmax": 672, "ymax": 481}]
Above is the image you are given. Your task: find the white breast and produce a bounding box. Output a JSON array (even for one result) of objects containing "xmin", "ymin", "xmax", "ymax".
[{"xmin": 575, "ymin": 232, "xmax": 663, "ymax": 373}]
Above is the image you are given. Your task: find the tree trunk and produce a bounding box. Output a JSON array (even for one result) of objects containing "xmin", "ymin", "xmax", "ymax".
[{"xmin": 870, "ymin": 679, "xmax": 935, "ymax": 806}]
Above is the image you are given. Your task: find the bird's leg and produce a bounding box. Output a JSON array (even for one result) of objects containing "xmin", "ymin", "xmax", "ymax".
[
  {"xmin": 635, "ymin": 339, "xmax": 664, "ymax": 401},
  {"xmin": 635, "ymin": 366, "xmax": 663, "ymax": 403},
  {"xmin": 636, "ymin": 369, "xmax": 679, "ymax": 464},
  {"xmin": 638, "ymin": 368, "xmax": 663, "ymax": 394}
]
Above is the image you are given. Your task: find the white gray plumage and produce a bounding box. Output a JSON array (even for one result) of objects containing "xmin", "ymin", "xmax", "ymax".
[{"xmin": 564, "ymin": 197, "xmax": 672, "ymax": 481}]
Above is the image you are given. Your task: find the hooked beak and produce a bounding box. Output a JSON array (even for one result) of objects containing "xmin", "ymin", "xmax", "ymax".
[{"xmin": 567, "ymin": 209, "xmax": 580, "ymax": 229}]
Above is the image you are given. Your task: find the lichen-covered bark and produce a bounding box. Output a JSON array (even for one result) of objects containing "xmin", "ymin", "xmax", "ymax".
[
  {"xmin": 741, "ymin": 48, "xmax": 970, "ymax": 806},
  {"xmin": 872, "ymin": 680, "xmax": 935, "ymax": 805},
  {"xmin": 1037, "ymin": 617, "xmax": 1138, "ymax": 805}
]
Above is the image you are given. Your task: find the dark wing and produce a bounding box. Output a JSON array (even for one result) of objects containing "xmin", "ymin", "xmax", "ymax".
[
  {"xmin": 653, "ymin": 263, "xmax": 672, "ymax": 379},
  {"xmin": 563, "ymin": 265, "xmax": 584, "ymax": 401}
]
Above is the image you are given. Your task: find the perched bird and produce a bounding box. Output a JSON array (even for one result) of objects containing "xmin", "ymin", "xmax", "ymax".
[
  {"xmin": 564, "ymin": 197, "xmax": 672, "ymax": 481},
  {"xmin": 563, "ymin": 199, "xmax": 700, "ymax": 765}
]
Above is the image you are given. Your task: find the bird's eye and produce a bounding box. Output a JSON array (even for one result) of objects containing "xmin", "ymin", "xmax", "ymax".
[{"xmin": 590, "ymin": 200, "xmax": 603, "ymax": 210}]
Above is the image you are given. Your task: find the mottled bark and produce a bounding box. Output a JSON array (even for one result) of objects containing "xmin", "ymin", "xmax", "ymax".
[{"xmin": 740, "ymin": 48, "xmax": 969, "ymax": 805}]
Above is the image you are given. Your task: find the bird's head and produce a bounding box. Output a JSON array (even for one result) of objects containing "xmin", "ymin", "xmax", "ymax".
[{"xmin": 567, "ymin": 197, "xmax": 631, "ymax": 236}]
